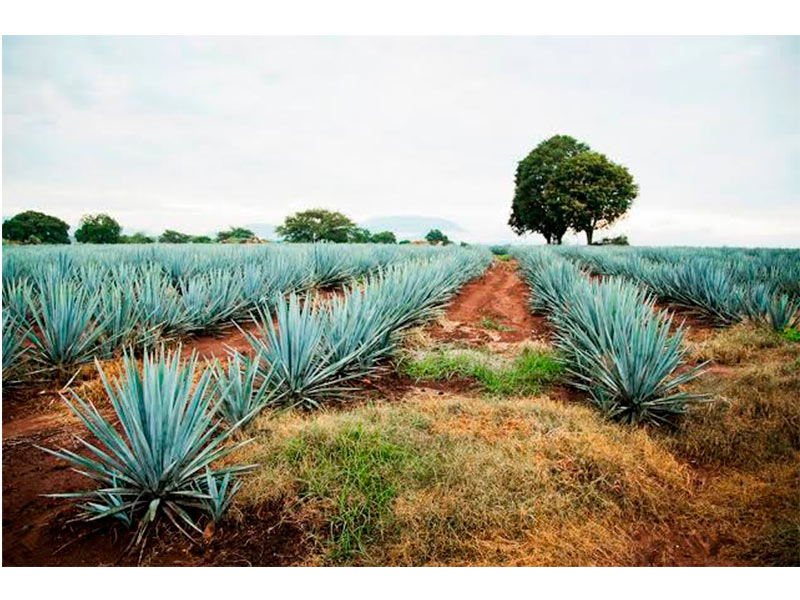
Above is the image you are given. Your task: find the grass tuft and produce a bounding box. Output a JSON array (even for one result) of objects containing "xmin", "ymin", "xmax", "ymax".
[
  {"xmin": 479, "ymin": 316, "xmax": 512, "ymax": 332},
  {"xmin": 783, "ymin": 326, "xmax": 800, "ymax": 343},
  {"xmin": 282, "ymin": 424, "xmax": 432, "ymax": 562},
  {"xmin": 687, "ymin": 322, "xmax": 785, "ymax": 365},
  {"xmin": 401, "ymin": 347, "xmax": 563, "ymax": 396}
]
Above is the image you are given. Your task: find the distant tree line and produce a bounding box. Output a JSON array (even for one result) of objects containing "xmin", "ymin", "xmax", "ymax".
[
  {"xmin": 276, "ymin": 209, "xmax": 460, "ymax": 246},
  {"xmin": 3, "ymin": 207, "xmax": 465, "ymax": 247},
  {"xmin": 1, "ymin": 211, "xmax": 262, "ymax": 245},
  {"xmin": 2, "ymin": 209, "xmax": 412, "ymax": 245}
]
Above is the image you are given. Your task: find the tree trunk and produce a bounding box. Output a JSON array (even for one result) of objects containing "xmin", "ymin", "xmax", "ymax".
[
  {"xmin": 554, "ymin": 233, "xmax": 564, "ymax": 245},
  {"xmin": 585, "ymin": 229, "xmax": 594, "ymax": 245}
]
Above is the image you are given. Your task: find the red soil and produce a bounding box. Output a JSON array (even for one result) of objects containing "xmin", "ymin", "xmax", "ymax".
[
  {"xmin": 182, "ymin": 321, "xmax": 260, "ymax": 360},
  {"xmin": 2, "ymin": 387, "xmax": 303, "ymax": 566},
  {"xmin": 429, "ymin": 260, "xmax": 552, "ymax": 347}
]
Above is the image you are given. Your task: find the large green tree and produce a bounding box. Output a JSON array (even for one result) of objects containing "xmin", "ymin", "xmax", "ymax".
[
  {"xmin": 509, "ymin": 135, "xmax": 591, "ymax": 244},
  {"xmin": 2, "ymin": 211, "xmax": 70, "ymax": 244},
  {"xmin": 75, "ymin": 213, "xmax": 121, "ymax": 244},
  {"xmin": 425, "ymin": 229, "xmax": 450, "ymax": 246},
  {"xmin": 276, "ymin": 209, "xmax": 357, "ymax": 243},
  {"xmin": 348, "ymin": 227, "xmax": 373, "ymax": 243},
  {"xmin": 545, "ymin": 152, "xmax": 638, "ymax": 244},
  {"xmin": 370, "ymin": 231, "xmax": 397, "ymax": 244}
]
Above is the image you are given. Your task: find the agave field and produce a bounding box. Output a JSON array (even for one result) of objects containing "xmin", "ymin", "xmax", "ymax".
[
  {"xmin": 514, "ymin": 246, "xmax": 799, "ymax": 425},
  {"xmin": 2, "ymin": 243, "xmax": 492, "ymax": 546},
  {"xmin": 2, "ymin": 243, "xmax": 799, "ymax": 566}
]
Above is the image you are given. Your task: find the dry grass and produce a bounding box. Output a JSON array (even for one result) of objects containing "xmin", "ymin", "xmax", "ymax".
[
  {"xmin": 686, "ymin": 322, "xmax": 786, "ymax": 365},
  {"xmin": 666, "ymin": 324, "xmax": 800, "ymax": 469},
  {"xmin": 220, "ymin": 322, "xmax": 800, "ymax": 566},
  {"xmin": 692, "ymin": 460, "xmax": 800, "ymax": 565},
  {"xmin": 231, "ymin": 392, "xmax": 699, "ymax": 565}
]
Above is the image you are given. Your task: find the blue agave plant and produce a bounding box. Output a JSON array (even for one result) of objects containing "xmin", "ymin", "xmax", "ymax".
[{"xmin": 41, "ymin": 346, "xmax": 254, "ymax": 545}]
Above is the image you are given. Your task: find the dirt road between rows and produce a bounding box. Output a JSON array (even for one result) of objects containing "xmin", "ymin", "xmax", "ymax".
[{"xmin": 429, "ymin": 259, "xmax": 551, "ymax": 347}]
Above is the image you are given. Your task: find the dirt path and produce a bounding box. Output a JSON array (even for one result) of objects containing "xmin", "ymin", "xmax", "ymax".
[
  {"xmin": 429, "ymin": 259, "xmax": 551, "ymax": 348},
  {"xmin": 182, "ymin": 320, "xmax": 260, "ymax": 359}
]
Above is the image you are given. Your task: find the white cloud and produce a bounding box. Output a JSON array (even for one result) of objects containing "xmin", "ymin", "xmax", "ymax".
[{"xmin": 2, "ymin": 36, "xmax": 799, "ymax": 246}]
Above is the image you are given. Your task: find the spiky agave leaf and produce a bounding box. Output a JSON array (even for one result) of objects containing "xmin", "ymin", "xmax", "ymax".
[
  {"xmin": 94, "ymin": 282, "xmax": 153, "ymax": 354},
  {"xmin": 744, "ymin": 284, "xmax": 800, "ymax": 332},
  {"xmin": 323, "ymin": 282, "xmax": 396, "ymax": 372},
  {"xmin": 244, "ymin": 294, "xmax": 358, "ymax": 408},
  {"xmin": 552, "ymin": 279, "xmax": 708, "ymax": 425},
  {"xmin": 41, "ymin": 346, "xmax": 255, "ymax": 545},
  {"xmin": 2, "ymin": 276, "xmax": 33, "ymax": 320},
  {"xmin": 2, "ymin": 310, "xmax": 30, "ymax": 379},
  {"xmin": 310, "ymin": 243, "xmax": 357, "ymax": 287},
  {"xmin": 197, "ymin": 467, "xmax": 243, "ymax": 523},
  {"xmin": 134, "ymin": 267, "xmax": 194, "ymax": 339},
  {"xmin": 210, "ymin": 350, "xmax": 276, "ymax": 427},
  {"xmin": 515, "ymin": 248, "xmax": 708, "ymax": 426},
  {"xmin": 26, "ymin": 278, "xmax": 112, "ymax": 373},
  {"xmin": 179, "ymin": 269, "xmax": 246, "ymax": 333}
]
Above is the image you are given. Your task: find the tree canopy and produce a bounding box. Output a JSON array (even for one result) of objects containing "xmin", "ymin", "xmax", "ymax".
[
  {"xmin": 425, "ymin": 229, "xmax": 450, "ymax": 245},
  {"xmin": 545, "ymin": 152, "xmax": 638, "ymax": 244},
  {"xmin": 349, "ymin": 227, "xmax": 373, "ymax": 243},
  {"xmin": 75, "ymin": 213, "xmax": 121, "ymax": 244},
  {"xmin": 509, "ymin": 135, "xmax": 590, "ymax": 244},
  {"xmin": 159, "ymin": 230, "xmax": 192, "ymax": 243},
  {"xmin": 509, "ymin": 135, "xmax": 637, "ymax": 244},
  {"xmin": 2, "ymin": 211, "xmax": 71, "ymax": 244},
  {"xmin": 120, "ymin": 232, "xmax": 154, "ymax": 244},
  {"xmin": 369, "ymin": 231, "xmax": 397, "ymax": 244},
  {"xmin": 276, "ymin": 209, "xmax": 357, "ymax": 243},
  {"xmin": 217, "ymin": 227, "xmax": 255, "ymax": 243}
]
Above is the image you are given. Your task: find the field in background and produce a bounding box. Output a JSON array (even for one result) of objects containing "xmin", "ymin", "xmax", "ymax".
[{"xmin": 2, "ymin": 244, "xmax": 798, "ymax": 566}]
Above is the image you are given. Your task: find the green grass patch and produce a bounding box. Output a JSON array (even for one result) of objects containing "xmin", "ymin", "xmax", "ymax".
[
  {"xmin": 783, "ymin": 327, "xmax": 800, "ymax": 343},
  {"xmin": 402, "ymin": 348, "xmax": 563, "ymax": 396},
  {"xmin": 283, "ymin": 424, "xmax": 432, "ymax": 562},
  {"xmin": 479, "ymin": 317, "xmax": 512, "ymax": 332}
]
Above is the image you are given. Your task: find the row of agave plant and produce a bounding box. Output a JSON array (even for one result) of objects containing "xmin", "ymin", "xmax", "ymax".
[
  {"xmin": 515, "ymin": 248, "xmax": 708, "ymax": 426},
  {"xmin": 2, "ymin": 242, "xmax": 446, "ymax": 285},
  {"xmin": 1, "ymin": 244, "xmax": 457, "ymax": 382},
  {"xmin": 38, "ymin": 249, "xmax": 492, "ymax": 546},
  {"xmin": 613, "ymin": 246, "xmax": 800, "ymax": 297},
  {"xmin": 555, "ymin": 246, "xmax": 800, "ymax": 332}
]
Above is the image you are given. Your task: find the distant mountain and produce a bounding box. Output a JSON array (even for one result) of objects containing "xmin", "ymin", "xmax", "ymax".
[{"xmin": 359, "ymin": 215, "xmax": 464, "ymax": 240}]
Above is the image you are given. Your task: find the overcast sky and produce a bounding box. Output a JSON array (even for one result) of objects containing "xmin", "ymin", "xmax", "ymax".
[{"xmin": 3, "ymin": 36, "xmax": 799, "ymax": 245}]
